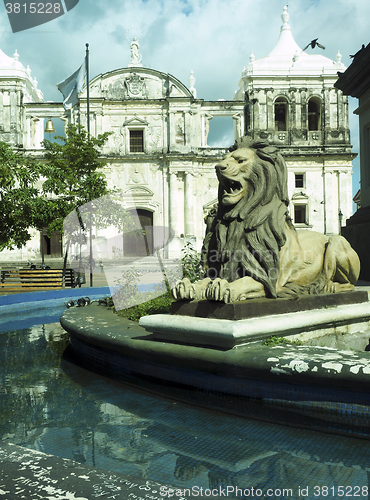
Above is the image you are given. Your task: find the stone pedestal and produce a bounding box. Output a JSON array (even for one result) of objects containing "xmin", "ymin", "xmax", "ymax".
[{"xmin": 139, "ymin": 292, "xmax": 370, "ymax": 349}]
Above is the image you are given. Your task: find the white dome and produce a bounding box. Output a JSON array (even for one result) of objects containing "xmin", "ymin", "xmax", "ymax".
[
  {"xmin": 244, "ymin": 6, "xmax": 345, "ymax": 77},
  {"xmin": 0, "ymin": 47, "xmax": 43, "ymax": 101},
  {"xmin": 0, "ymin": 47, "xmax": 15, "ymax": 68}
]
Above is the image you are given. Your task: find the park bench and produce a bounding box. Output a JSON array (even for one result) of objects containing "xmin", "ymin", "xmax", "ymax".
[{"xmin": 0, "ymin": 268, "xmax": 75, "ymax": 294}]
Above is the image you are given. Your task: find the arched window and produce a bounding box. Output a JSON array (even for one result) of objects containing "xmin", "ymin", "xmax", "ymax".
[
  {"xmin": 308, "ymin": 97, "xmax": 321, "ymax": 131},
  {"xmin": 274, "ymin": 97, "xmax": 288, "ymax": 131}
]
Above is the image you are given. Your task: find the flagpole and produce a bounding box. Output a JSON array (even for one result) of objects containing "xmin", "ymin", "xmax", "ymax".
[
  {"xmin": 86, "ymin": 43, "xmax": 90, "ymax": 136},
  {"xmin": 86, "ymin": 42, "xmax": 93, "ymax": 288}
]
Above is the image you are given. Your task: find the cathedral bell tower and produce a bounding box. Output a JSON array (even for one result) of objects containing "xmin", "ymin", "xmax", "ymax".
[
  {"xmin": 234, "ymin": 6, "xmax": 356, "ymax": 236},
  {"xmin": 0, "ymin": 47, "xmax": 43, "ymax": 147}
]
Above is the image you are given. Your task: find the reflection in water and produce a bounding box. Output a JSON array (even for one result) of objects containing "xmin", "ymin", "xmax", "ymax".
[{"xmin": 0, "ymin": 322, "xmax": 369, "ymax": 497}]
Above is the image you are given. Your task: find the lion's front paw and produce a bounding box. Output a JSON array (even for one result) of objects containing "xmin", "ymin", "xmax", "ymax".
[
  {"xmin": 205, "ymin": 278, "xmax": 234, "ymax": 303},
  {"xmin": 172, "ymin": 277, "xmax": 211, "ymax": 301},
  {"xmin": 206, "ymin": 278, "xmax": 265, "ymax": 303},
  {"xmin": 171, "ymin": 277, "xmax": 195, "ymax": 300}
]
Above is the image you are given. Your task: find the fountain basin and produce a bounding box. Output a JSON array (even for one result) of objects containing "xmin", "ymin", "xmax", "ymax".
[{"xmin": 61, "ymin": 298, "xmax": 370, "ymax": 437}]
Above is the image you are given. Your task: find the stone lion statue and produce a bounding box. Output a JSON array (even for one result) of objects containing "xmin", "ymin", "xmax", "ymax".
[{"xmin": 172, "ymin": 139, "xmax": 360, "ymax": 303}]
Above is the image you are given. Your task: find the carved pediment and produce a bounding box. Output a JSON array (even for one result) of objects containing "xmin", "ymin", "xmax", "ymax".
[
  {"xmin": 123, "ymin": 186, "xmax": 154, "ymax": 197},
  {"xmin": 106, "ymin": 74, "xmax": 148, "ymax": 100},
  {"xmin": 122, "ymin": 115, "xmax": 148, "ymax": 127},
  {"xmin": 292, "ymin": 191, "xmax": 309, "ymax": 200},
  {"xmin": 93, "ymin": 67, "xmax": 193, "ymax": 101}
]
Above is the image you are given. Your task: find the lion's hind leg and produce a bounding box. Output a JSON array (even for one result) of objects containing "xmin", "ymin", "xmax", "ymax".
[{"xmin": 323, "ymin": 235, "xmax": 360, "ymax": 292}]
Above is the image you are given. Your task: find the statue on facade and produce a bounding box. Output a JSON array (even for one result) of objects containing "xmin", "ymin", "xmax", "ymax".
[
  {"xmin": 129, "ymin": 37, "xmax": 142, "ymax": 66},
  {"xmin": 172, "ymin": 138, "xmax": 360, "ymax": 303}
]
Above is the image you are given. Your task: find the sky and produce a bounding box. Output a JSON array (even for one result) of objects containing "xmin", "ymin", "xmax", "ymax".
[{"xmin": 0, "ymin": 0, "xmax": 368, "ymax": 197}]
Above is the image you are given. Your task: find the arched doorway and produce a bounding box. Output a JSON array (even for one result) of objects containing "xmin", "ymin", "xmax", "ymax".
[{"xmin": 123, "ymin": 209, "xmax": 154, "ymax": 257}]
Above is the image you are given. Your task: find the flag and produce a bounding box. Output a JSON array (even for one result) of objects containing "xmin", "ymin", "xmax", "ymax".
[{"xmin": 57, "ymin": 58, "xmax": 87, "ymax": 111}]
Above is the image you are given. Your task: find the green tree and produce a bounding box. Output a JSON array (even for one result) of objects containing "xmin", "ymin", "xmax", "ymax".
[
  {"xmin": 0, "ymin": 125, "xmax": 131, "ymax": 261},
  {"xmin": 42, "ymin": 125, "xmax": 136, "ymax": 284},
  {"xmin": 41, "ymin": 124, "xmax": 111, "ymax": 233},
  {"xmin": 0, "ymin": 142, "xmax": 48, "ymax": 250}
]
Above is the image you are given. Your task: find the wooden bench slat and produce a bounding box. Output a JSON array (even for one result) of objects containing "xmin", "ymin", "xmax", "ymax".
[
  {"xmin": 21, "ymin": 281, "xmax": 63, "ymax": 288},
  {"xmin": 19, "ymin": 272, "xmax": 63, "ymax": 276}
]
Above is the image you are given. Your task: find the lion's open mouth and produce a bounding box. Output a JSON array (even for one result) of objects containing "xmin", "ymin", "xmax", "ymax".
[{"xmin": 222, "ymin": 179, "xmax": 243, "ymax": 197}]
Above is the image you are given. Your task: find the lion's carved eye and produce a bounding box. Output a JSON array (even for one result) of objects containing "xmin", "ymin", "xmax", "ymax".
[{"xmin": 238, "ymin": 159, "xmax": 245, "ymax": 164}]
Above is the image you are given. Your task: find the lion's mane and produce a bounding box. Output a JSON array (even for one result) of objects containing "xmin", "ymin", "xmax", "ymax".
[{"xmin": 203, "ymin": 139, "xmax": 294, "ymax": 298}]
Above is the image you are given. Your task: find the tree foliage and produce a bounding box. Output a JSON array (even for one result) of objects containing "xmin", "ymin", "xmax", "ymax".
[
  {"xmin": 0, "ymin": 142, "xmax": 47, "ymax": 250},
  {"xmin": 41, "ymin": 124, "xmax": 111, "ymax": 234},
  {"xmin": 0, "ymin": 124, "xmax": 132, "ymax": 253},
  {"xmin": 43, "ymin": 125, "xmax": 136, "ymax": 247}
]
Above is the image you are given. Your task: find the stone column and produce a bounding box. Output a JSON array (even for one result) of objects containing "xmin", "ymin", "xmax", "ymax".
[
  {"xmin": 60, "ymin": 115, "xmax": 70, "ymax": 136},
  {"xmin": 266, "ymin": 90, "xmax": 273, "ymax": 132},
  {"xmin": 322, "ymin": 167, "xmax": 327, "ymax": 235},
  {"xmin": 3, "ymin": 91, "xmax": 10, "ymax": 133},
  {"xmin": 168, "ymin": 170, "xmax": 184, "ymax": 259},
  {"xmin": 184, "ymin": 172, "xmax": 194, "ymax": 236},
  {"xmin": 323, "ymin": 89, "xmax": 330, "ymax": 143},
  {"xmin": 324, "ymin": 169, "xmax": 339, "ymax": 235},
  {"xmin": 169, "ymin": 172, "xmax": 178, "ymax": 234},
  {"xmin": 33, "ymin": 117, "xmax": 43, "ymax": 148},
  {"xmin": 169, "ymin": 111, "xmax": 176, "ymax": 151},
  {"xmin": 341, "ymin": 168, "xmax": 352, "ymax": 223},
  {"xmin": 201, "ymin": 114, "xmax": 212, "ymax": 147},
  {"xmin": 95, "ymin": 111, "xmax": 103, "ymax": 136},
  {"xmin": 336, "ymin": 170, "xmax": 342, "ymax": 234},
  {"xmin": 240, "ymin": 113, "xmax": 245, "ymax": 138},
  {"xmin": 201, "ymin": 115, "xmax": 206, "ymax": 146},
  {"xmin": 10, "ymin": 91, "xmax": 17, "ymax": 143},
  {"xmin": 232, "ymin": 113, "xmax": 242, "ymax": 141},
  {"xmin": 184, "ymin": 111, "xmax": 191, "ymax": 146},
  {"xmin": 300, "ymin": 90, "xmax": 307, "ymax": 131}
]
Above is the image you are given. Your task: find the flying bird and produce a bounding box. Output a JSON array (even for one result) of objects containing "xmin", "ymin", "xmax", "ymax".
[
  {"xmin": 303, "ymin": 38, "xmax": 325, "ymax": 51},
  {"xmin": 350, "ymin": 44, "xmax": 365, "ymax": 59}
]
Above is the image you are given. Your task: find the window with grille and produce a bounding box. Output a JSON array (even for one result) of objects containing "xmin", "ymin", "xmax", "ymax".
[
  {"xmin": 130, "ymin": 130, "xmax": 144, "ymax": 152},
  {"xmin": 274, "ymin": 98, "xmax": 288, "ymax": 131},
  {"xmin": 295, "ymin": 173, "xmax": 304, "ymax": 188},
  {"xmin": 308, "ymin": 98, "xmax": 321, "ymax": 131},
  {"xmin": 294, "ymin": 205, "xmax": 306, "ymax": 224}
]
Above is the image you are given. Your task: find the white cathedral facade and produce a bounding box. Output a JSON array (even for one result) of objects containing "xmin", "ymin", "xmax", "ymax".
[{"xmin": 0, "ymin": 6, "xmax": 354, "ymax": 262}]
